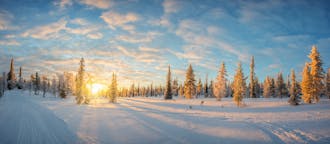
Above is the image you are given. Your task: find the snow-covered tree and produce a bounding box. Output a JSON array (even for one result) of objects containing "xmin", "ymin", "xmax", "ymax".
[
  {"xmin": 204, "ymin": 75, "xmax": 209, "ymax": 98},
  {"xmin": 196, "ymin": 78, "xmax": 203, "ymax": 98},
  {"xmin": 302, "ymin": 63, "xmax": 312, "ymax": 103},
  {"xmin": 326, "ymin": 68, "xmax": 330, "ymax": 99},
  {"xmin": 76, "ymin": 58, "xmax": 85, "ymax": 104},
  {"xmin": 184, "ymin": 64, "xmax": 196, "ymax": 99},
  {"xmin": 178, "ymin": 84, "xmax": 184, "ymax": 97},
  {"xmin": 172, "ymin": 78, "xmax": 178, "ymax": 96},
  {"xmin": 209, "ymin": 80, "xmax": 214, "ymax": 98},
  {"xmin": 17, "ymin": 67, "xmax": 24, "ymax": 89},
  {"xmin": 288, "ymin": 69, "xmax": 300, "ymax": 105},
  {"xmin": 263, "ymin": 76, "xmax": 272, "ymax": 98},
  {"xmin": 7, "ymin": 58, "xmax": 16, "ymax": 90},
  {"xmin": 249, "ymin": 56, "xmax": 257, "ymax": 98},
  {"xmin": 276, "ymin": 72, "xmax": 287, "ymax": 98},
  {"xmin": 232, "ymin": 62, "xmax": 246, "ymax": 107},
  {"xmin": 309, "ymin": 45, "xmax": 324, "ymax": 103},
  {"xmin": 214, "ymin": 62, "xmax": 227, "ymax": 101},
  {"xmin": 109, "ymin": 72, "xmax": 117, "ymax": 103},
  {"xmin": 34, "ymin": 72, "xmax": 40, "ymax": 95},
  {"xmin": 42, "ymin": 76, "xmax": 47, "ymax": 97},
  {"xmin": 164, "ymin": 65, "xmax": 173, "ymax": 100}
]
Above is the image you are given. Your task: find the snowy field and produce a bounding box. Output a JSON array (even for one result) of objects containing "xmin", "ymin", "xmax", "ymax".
[{"xmin": 1, "ymin": 90, "xmax": 330, "ymax": 144}]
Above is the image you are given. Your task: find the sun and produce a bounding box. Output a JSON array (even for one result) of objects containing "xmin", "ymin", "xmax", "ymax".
[{"xmin": 90, "ymin": 83, "xmax": 105, "ymax": 95}]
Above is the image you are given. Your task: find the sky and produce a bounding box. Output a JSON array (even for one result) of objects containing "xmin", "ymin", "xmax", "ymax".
[{"xmin": 0, "ymin": 0, "xmax": 329, "ymax": 87}]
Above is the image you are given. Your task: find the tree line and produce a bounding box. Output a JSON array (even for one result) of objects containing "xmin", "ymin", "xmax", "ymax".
[{"xmin": 1, "ymin": 45, "xmax": 329, "ymax": 107}]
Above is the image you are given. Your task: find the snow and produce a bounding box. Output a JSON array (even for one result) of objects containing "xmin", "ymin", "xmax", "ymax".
[{"xmin": 1, "ymin": 90, "xmax": 330, "ymax": 144}]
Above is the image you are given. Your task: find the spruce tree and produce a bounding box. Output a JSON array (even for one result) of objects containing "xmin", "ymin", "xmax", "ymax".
[
  {"xmin": 263, "ymin": 76, "xmax": 271, "ymax": 98},
  {"xmin": 249, "ymin": 56, "xmax": 257, "ymax": 98},
  {"xmin": 308, "ymin": 45, "xmax": 324, "ymax": 103},
  {"xmin": 288, "ymin": 69, "xmax": 300, "ymax": 105},
  {"xmin": 172, "ymin": 78, "xmax": 178, "ymax": 96},
  {"xmin": 276, "ymin": 72, "xmax": 286, "ymax": 98},
  {"xmin": 109, "ymin": 72, "xmax": 117, "ymax": 103},
  {"xmin": 197, "ymin": 78, "xmax": 202, "ymax": 98},
  {"xmin": 214, "ymin": 61, "xmax": 227, "ymax": 101},
  {"xmin": 34, "ymin": 72, "xmax": 40, "ymax": 95},
  {"xmin": 302, "ymin": 63, "xmax": 312, "ymax": 103},
  {"xmin": 18, "ymin": 67, "xmax": 24, "ymax": 89},
  {"xmin": 209, "ymin": 80, "xmax": 214, "ymax": 98},
  {"xmin": 76, "ymin": 58, "xmax": 85, "ymax": 104},
  {"xmin": 326, "ymin": 68, "xmax": 330, "ymax": 99},
  {"xmin": 184, "ymin": 64, "xmax": 196, "ymax": 99},
  {"xmin": 164, "ymin": 65, "xmax": 172, "ymax": 100},
  {"xmin": 7, "ymin": 58, "xmax": 17, "ymax": 90},
  {"xmin": 233, "ymin": 62, "xmax": 246, "ymax": 107},
  {"xmin": 204, "ymin": 75, "xmax": 209, "ymax": 98}
]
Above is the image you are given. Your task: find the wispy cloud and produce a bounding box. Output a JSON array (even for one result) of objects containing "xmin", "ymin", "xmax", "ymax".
[
  {"xmin": 79, "ymin": 0, "xmax": 112, "ymax": 9},
  {"xmin": 87, "ymin": 32, "xmax": 103, "ymax": 39},
  {"xmin": 21, "ymin": 19, "xmax": 67, "ymax": 40},
  {"xmin": 100, "ymin": 11, "xmax": 139, "ymax": 30},
  {"xmin": 54, "ymin": 0, "xmax": 73, "ymax": 9},
  {"xmin": 0, "ymin": 10, "xmax": 18, "ymax": 30},
  {"xmin": 0, "ymin": 39, "xmax": 20, "ymax": 46},
  {"xmin": 115, "ymin": 31, "xmax": 160, "ymax": 43}
]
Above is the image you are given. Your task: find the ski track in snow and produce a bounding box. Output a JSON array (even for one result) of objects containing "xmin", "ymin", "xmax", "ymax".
[{"xmin": 1, "ymin": 90, "xmax": 330, "ymax": 144}]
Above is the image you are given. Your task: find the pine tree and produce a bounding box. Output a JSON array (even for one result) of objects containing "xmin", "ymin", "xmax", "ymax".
[
  {"xmin": 18, "ymin": 67, "xmax": 24, "ymax": 89},
  {"xmin": 309, "ymin": 45, "xmax": 324, "ymax": 103},
  {"xmin": 275, "ymin": 72, "xmax": 286, "ymax": 98},
  {"xmin": 214, "ymin": 62, "xmax": 227, "ymax": 101},
  {"xmin": 42, "ymin": 76, "xmax": 47, "ymax": 98},
  {"xmin": 184, "ymin": 64, "xmax": 196, "ymax": 99},
  {"xmin": 164, "ymin": 65, "xmax": 172, "ymax": 100},
  {"xmin": 178, "ymin": 84, "xmax": 184, "ymax": 97},
  {"xmin": 209, "ymin": 80, "xmax": 214, "ymax": 98},
  {"xmin": 59, "ymin": 86, "xmax": 67, "ymax": 99},
  {"xmin": 288, "ymin": 69, "xmax": 300, "ymax": 105},
  {"xmin": 263, "ymin": 76, "xmax": 271, "ymax": 98},
  {"xmin": 109, "ymin": 72, "xmax": 117, "ymax": 103},
  {"xmin": 172, "ymin": 78, "xmax": 178, "ymax": 96},
  {"xmin": 232, "ymin": 62, "xmax": 246, "ymax": 107},
  {"xmin": 34, "ymin": 72, "xmax": 40, "ymax": 95},
  {"xmin": 76, "ymin": 58, "xmax": 85, "ymax": 104},
  {"xmin": 249, "ymin": 56, "xmax": 257, "ymax": 98},
  {"xmin": 7, "ymin": 58, "xmax": 17, "ymax": 90},
  {"xmin": 196, "ymin": 78, "xmax": 202, "ymax": 98},
  {"xmin": 204, "ymin": 75, "xmax": 209, "ymax": 98},
  {"xmin": 302, "ymin": 63, "xmax": 312, "ymax": 103},
  {"xmin": 326, "ymin": 68, "xmax": 330, "ymax": 99},
  {"xmin": 270, "ymin": 78, "xmax": 276, "ymax": 97}
]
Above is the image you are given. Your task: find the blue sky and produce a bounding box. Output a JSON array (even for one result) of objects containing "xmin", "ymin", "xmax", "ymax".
[{"xmin": 0, "ymin": 0, "xmax": 329, "ymax": 87}]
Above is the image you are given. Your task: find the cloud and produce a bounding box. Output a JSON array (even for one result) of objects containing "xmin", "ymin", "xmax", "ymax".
[
  {"xmin": 79, "ymin": 0, "xmax": 112, "ymax": 9},
  {"xmin": 87, "ymin": 32, "xmax": 103, "ymax": 39},
  {"xmin": 163, "ymin": 0, "xmax": 182, "ymax": 14},
  {"xmin": 54, "ymin": 0, "xmax": 72, "ymax": 9},
  {"xmin": 21, "ymin": 19, "xmax": 67, "ymax": 40},
  {"xmin": 139, "ymin": 46, "xmax": 160, "ymax": 53},
  {"xmin": 100, "ymin": 11, "xmax": 139, "ymax": 30},
  {"xmin": 0, "ymin": 10, "xmax": 17, "ymax": 30},
  {"xmin": 70, "ymin": 18, "xmax": 89, "ymax": 26},
  {"xmin": 0, "ymin": 39, "xmax": 20, "ymax": 46},
  {"xmin": 115, "ymin": 31, "xmax": 160, "ymax": 43},
  {"xmin": 66, "ymin": 25, "xmax": 98, "ymax": 35}
]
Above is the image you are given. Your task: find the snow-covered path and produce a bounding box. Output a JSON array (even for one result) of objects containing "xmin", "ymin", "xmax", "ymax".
[
  {"xmin": 0, "ymin": 91, "xmax": 80, "ymax": 144},
  {"xmin": 1, "ymin": 91, "xmax": 330, "ymax": 144}
]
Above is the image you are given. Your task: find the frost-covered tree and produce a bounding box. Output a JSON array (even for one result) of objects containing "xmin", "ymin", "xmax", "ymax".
[
  {"xmin": 249, "ymin": 56, "xmax": 257, "ymax": 98},
  {"xmin": 109, "ymin": 72, "xmax": 117, "ymax": 103},
  {"xmin": 309, "ymin": 45, "xmax": 324, "ymax": 103},
  {"xmin": 209, "ymin": 80, "xmax": 214, "ymax": 98},
  {"xmin": 214, "ymin": 62, "xmax": 227, "ymax": 101},
  {"xmin": 288, "ymin": 70, "xmax": 300, "ymax": 105},
  {"xmin": 232, "ymin": 62, "xmax": 246, "ymax": 107},
  {"xmin": 178, "ymin": 84, "xmax": 184, "ymax": 97},
  {"xmin": 302, "ymin": 63, "xmax": 312, "ymax": 103},
  {"xmin": 42, "ymin": 76, "xmax": 48, "ymax": 97},
  {"xmin": 263, "ymin": 76, "xmax": 272, "ymax": 98},
  {"xmin": 184, "ymin": 64, "xmax": 196, "ymax": 99},
  {"xmin": 204, "ymin": 75, "xmax": 209, "ymax": 98},
  {"xmin": 326, "ymin": 68, "xmax": 330, "ymax": 99},
  {"xmin": 196, "ymin": 78, "xmax": 203, "ymax": 98},
  {"xmin": 52, "ymin": 77, "xmax": 57, "ymax": 97},
  {"xmin": 172, "ymin": 78, "xmax": 178, "ymax": 96},
  {"xmin": 17, "ymin": 67, "xmax": 24, "ymax": 89},
  {"xmin": 7, "ymin": 58, "xmax": 17, "ymax": 90},
  {"xmin": 275, "ymin": 72, "xmax": 287, "ymax": 98},
  {"xmin": 76, "ymin": 58, "xmax": 85, "ymax": 104},
  {"xmin": 34, "ymin": 72, "xmax": 40, "ymax": 95},
  {"xmin": 270, "ymin": 78, "xmax": 276, "ymax": 97},
  {"xmin": 164, "ymin": 65, "xmax": 172, "ymax": 100}
]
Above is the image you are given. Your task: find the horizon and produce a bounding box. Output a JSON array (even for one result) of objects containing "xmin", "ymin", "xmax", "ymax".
[{"xmin": 0, "ymin": 0, "xmax": 330, "ymax": 87}]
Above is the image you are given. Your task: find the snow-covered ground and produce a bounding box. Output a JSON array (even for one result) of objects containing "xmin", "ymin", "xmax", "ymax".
[{"xmin": 1, "ymin": 90, "xmax": 330, "ymax": 144}]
